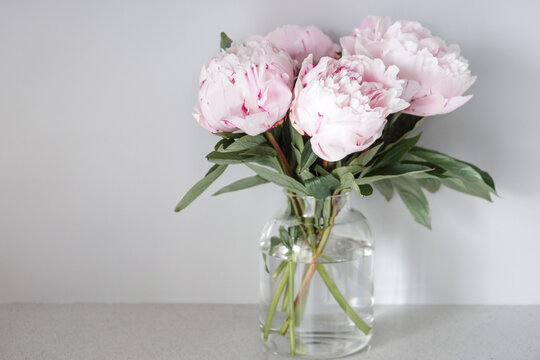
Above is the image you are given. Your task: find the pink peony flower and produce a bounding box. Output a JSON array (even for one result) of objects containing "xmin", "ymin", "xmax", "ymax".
[
  {"xmin": 340, "ymin": 16, "xmax": 476, "ymax": 116},
  {"xmin": 290, "ymin": 55, "xmax": 409, "ymax": 161},
  {"xmin": 194, "ymin": 37, "xmax": 294, "ymax": 136},
  {"xmin": 266, "ymin": 25, "xmax": 340, "ymax": 71}
]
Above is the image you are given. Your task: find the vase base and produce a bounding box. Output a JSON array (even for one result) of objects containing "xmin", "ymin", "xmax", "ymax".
[{"xmin": 262, "ymin": 329, "xmax": 372, "ymax": 359}]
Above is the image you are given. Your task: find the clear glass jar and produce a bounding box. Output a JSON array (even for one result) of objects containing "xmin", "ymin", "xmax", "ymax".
[{"xmin": 259, "ymin": 192, "xmax": 374, "ymax": 359}]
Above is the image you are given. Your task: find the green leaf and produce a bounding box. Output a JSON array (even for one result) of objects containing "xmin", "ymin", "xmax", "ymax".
[
  {"xmin": 289, "ymin": 124, "xmax": 305, "ymax": 152},
  {"xmin": 279, "ymin": 226, "xmax": 292, "ymax": 251},
  {"xmin": 212, "ymin": 132, "xmax": 245, "ymax": 139},
  {"xmin": 224, "ymin": 134, "xmax": 266, "ymax": 152},
  {"xmin": 403, "ymin": 160, "xmax": 449, "ymax": 179},
  {"xmin": 208, "ymin": 149, "xmax": 279, "ymax": 171},
  {"xmin": 393, "ymin": 177, "xmax": 431, "ymax": 229},
  {"xmin": 348, "ymin": 143, "xmax": 383, "ymax": 167},
  {"xmin": 204, "ymin": 164, "xmax": 218, "ymax": 176},
  {"xmin": 332, "ymin": 165, "xmax": 363, "ymax": 179},
  {"xmin": 270, "ymin": 236, "xmax": 282, "ymax": 253},
  {"xmin": 305, "ymin": 174, "xmax": 340, "ymax": 199},
  {"xmin": 417, "ymin": 178, "xmax": 441, "ymax": 193},
  {"xmin": 220, "ymin": 32, "xmax": 233, "ymax": 50},
  {"xmin": 175, "ymin": 164, "xmax": 228, "ymax": 212},
  {"xmin": 440, "ymin": 177, "xmax": 492, "ymax": 201},
  {"xmin": 358, "ymin": 184, "xmax": 373, "ymax": 196},
  {"xmin": 380, "ymin": 113, "xmax": 424, "ymax": 146},
  {"xmin": 248, "ymin": 155, "xmax": 282, "ymax": 172},
  {"xmin": 356, "ymin": 163, "xmax": 433, "ymax": 185},
  {"xmin": 464, "ymin": 161, "xmax": 496, "ymax": 193},
  {"xmin": 212, "ymin": 175, "xmax": 268, "ymax": 196},
  {"xmin": 374, "ymin": 133, "xmax": 422, "ymax": 169},
  {"xmin": 409, "ymin": 146, "xmax": 496, "ymax": 198},
  {"xmin": 410, "ymin": 147, "xmax": 488, "ymax": 185},
  {"xmin": 374, "ymin": 179, "xmax": 394, "ymax": 201},
  {"xmin": 262, "ymin": 253, "xmax": 269, "ymax": 274},
  {"xmin": 299, "ymin": 169, "xmax": 315, "ymax": 182},
  {"xmin": 299, "ymin": 141, "xmax": 318, "ymax": 173},
  {"xmin": 280, "ymin": 119, "xmax": 297, "ymax": 169},
  {"xmin": 292, "ymin": 146, "xmax": 302, "ymax": 169},
  {"xmin": 288, "ymin": 225, "xmax": 300, "ymax": 243},
  {"xmin": 315, "ymin": 164, "xmax": 331, "ymax": 176},
  {"xmin": 206, "ymin": 151, "xmax": 252, "ymax": 164},
  {"xmin": 386, "ymin": 111, "xmax": 402, "ymax": 125},
  {"xmin": 243, "ymin": 144, "xmax": 277, "ymax": 157},
  {"xmin": 338, "ymin": 174, "xmax": 373, "ymax": 196},
  {"xmin": 339, "ymin": 172, "xmax": 361, "ymax": 194},
  {"xmin": 246, "ymin": 163, "xmax": 309, "ymax": 195},
  {"xmin": 214, "ymin": 138, "xmax": 234, "ymax": 151}
]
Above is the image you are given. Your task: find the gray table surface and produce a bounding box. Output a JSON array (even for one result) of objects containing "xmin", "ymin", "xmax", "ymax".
[{"xmin": 1, "ymin": 304, "xmax": 539, "ymax": 360}]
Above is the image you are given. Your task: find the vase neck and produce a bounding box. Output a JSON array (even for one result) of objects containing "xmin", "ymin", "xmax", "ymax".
[{"xmin": 284, "ymin": 193, "xmax": 351, "ymax": 220}]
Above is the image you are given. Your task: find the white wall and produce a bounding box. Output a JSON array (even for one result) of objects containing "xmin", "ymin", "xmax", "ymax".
[{"xmin": 1, "ymin": 0, "xmax": 539, "ymax": 304}]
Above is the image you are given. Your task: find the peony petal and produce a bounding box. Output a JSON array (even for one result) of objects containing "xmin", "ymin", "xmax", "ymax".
[
  {"xmin": 290, "ymin": 55, "xmax": 403, "ymax": 160},
  {"xmin": 310, "ymin": 117, "xmax": 381, "ymax": 162},
  {"xmin": 403, "ymin": 93, "xmax": 472, "ymax": 116},
  {"xmin": 339, "ymin": 35, "xmax": 356, "ymax": 56},
  {"xmin": 194, "ymin": 111, "xmax": 220, "ymax": 133},
  {"xmin": 342, "ymin": 16, "xmax": 475, "ymax": 116},
  {"xmin": 266, "ymin": 25, "xmax": 340, "ymax": 72},
  {"xmin": 297, "ymin": 54, "xmax": 315, "ymax": 86},
  {"xmin": 223, "ymin": 112, "xmax": 274, "ymax": 136},
  {"xmin": 195, "ymin": 37, "xmax": 294, "ymax": 134},
  {"xmin": 439, "ymin": 94, "xmax": 473, "ymax": 114}
]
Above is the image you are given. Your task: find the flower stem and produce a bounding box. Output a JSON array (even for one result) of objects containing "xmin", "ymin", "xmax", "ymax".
[
  {"xmin": 279, "ymin": 259, "xmax": 371, "ymax": 337},
  {"xmin": 279, "ymin": 193, "xmax": 345, "ymax": 335},
  {"xmin": 265, "ymin": 132, "xmax": 294, "ymax": 177},
  {"xmin": 279, "ymin": 263, "xmax": 317, "ymax": 334},
  {"xmin": 272, "ymin": 261, "xmax": 287, "ymax": 280},
  {"xmin": 287, "ymin": 261, "xmax": 297, "ymax": 355},
  {"xmin": 279, "ymin": 223, "xmax": 334, "ymax": 335},
  {"xmin": 281, "ymin": 281, "xmax": 289, "ymax": 312},
  {"xmin": 263, "ymin": 268, "xmax": 289, "ymax": 341},
  {"xmin": 317, "ymin": 264, "xmax": 371, "ymax": 334}
]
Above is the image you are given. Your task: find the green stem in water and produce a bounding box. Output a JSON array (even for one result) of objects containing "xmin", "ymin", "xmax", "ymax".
[
  {"xmin": 321, "ymin": 253, "xmax": 336, "ymax": 263},
  {"xmin": 263, "ymin": 268, "xmax": 289, "ymax": 341},
  {"xmin": 272, "ymin": 261, "xmax": 287, "ymax": 280},
  {"xmin": 281, "ymin": 281, "xmax": 289, "ymax": 312},
  {"xmin": 294, "ymin": 264, "xmax": 311, "ymax": 326},
  {"xmin": 287, "ymin": 261, "xmax": 297, "ymax": 355},
  {"xmin": 305, "ymin": 217, "xmax": 317, "ymax": 251},
  {"xmin": 279, "ymin": 198, "xmax": 339, "ymax": 335},
  {"xmin": 317, "ymin": 264, "xmax": 371, "ymax": 335}
]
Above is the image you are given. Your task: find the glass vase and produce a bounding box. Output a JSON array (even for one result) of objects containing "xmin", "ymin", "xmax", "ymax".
[{"xmin": 259, "ymin": 192, "xmax": 374, "ymax": 359}]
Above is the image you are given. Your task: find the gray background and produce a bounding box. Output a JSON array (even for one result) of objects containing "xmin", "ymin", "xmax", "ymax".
[{"xmin": 1, "ymin": 0, "xmax": 539, "ymax": 304}]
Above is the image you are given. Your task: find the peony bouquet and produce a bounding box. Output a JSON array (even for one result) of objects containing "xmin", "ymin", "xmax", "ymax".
[{"xmin": 176, "ymin": 16, "xmax": 495, "ymax": 357}]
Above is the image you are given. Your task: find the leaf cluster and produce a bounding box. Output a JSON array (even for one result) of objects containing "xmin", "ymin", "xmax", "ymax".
[
  {"xmin": 175, "ymin": 112, "xmax": 496, "ymax": 229},
  {"xmin": 175, "ymin": 32, "xmax": 496, "ymax": 229}
]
